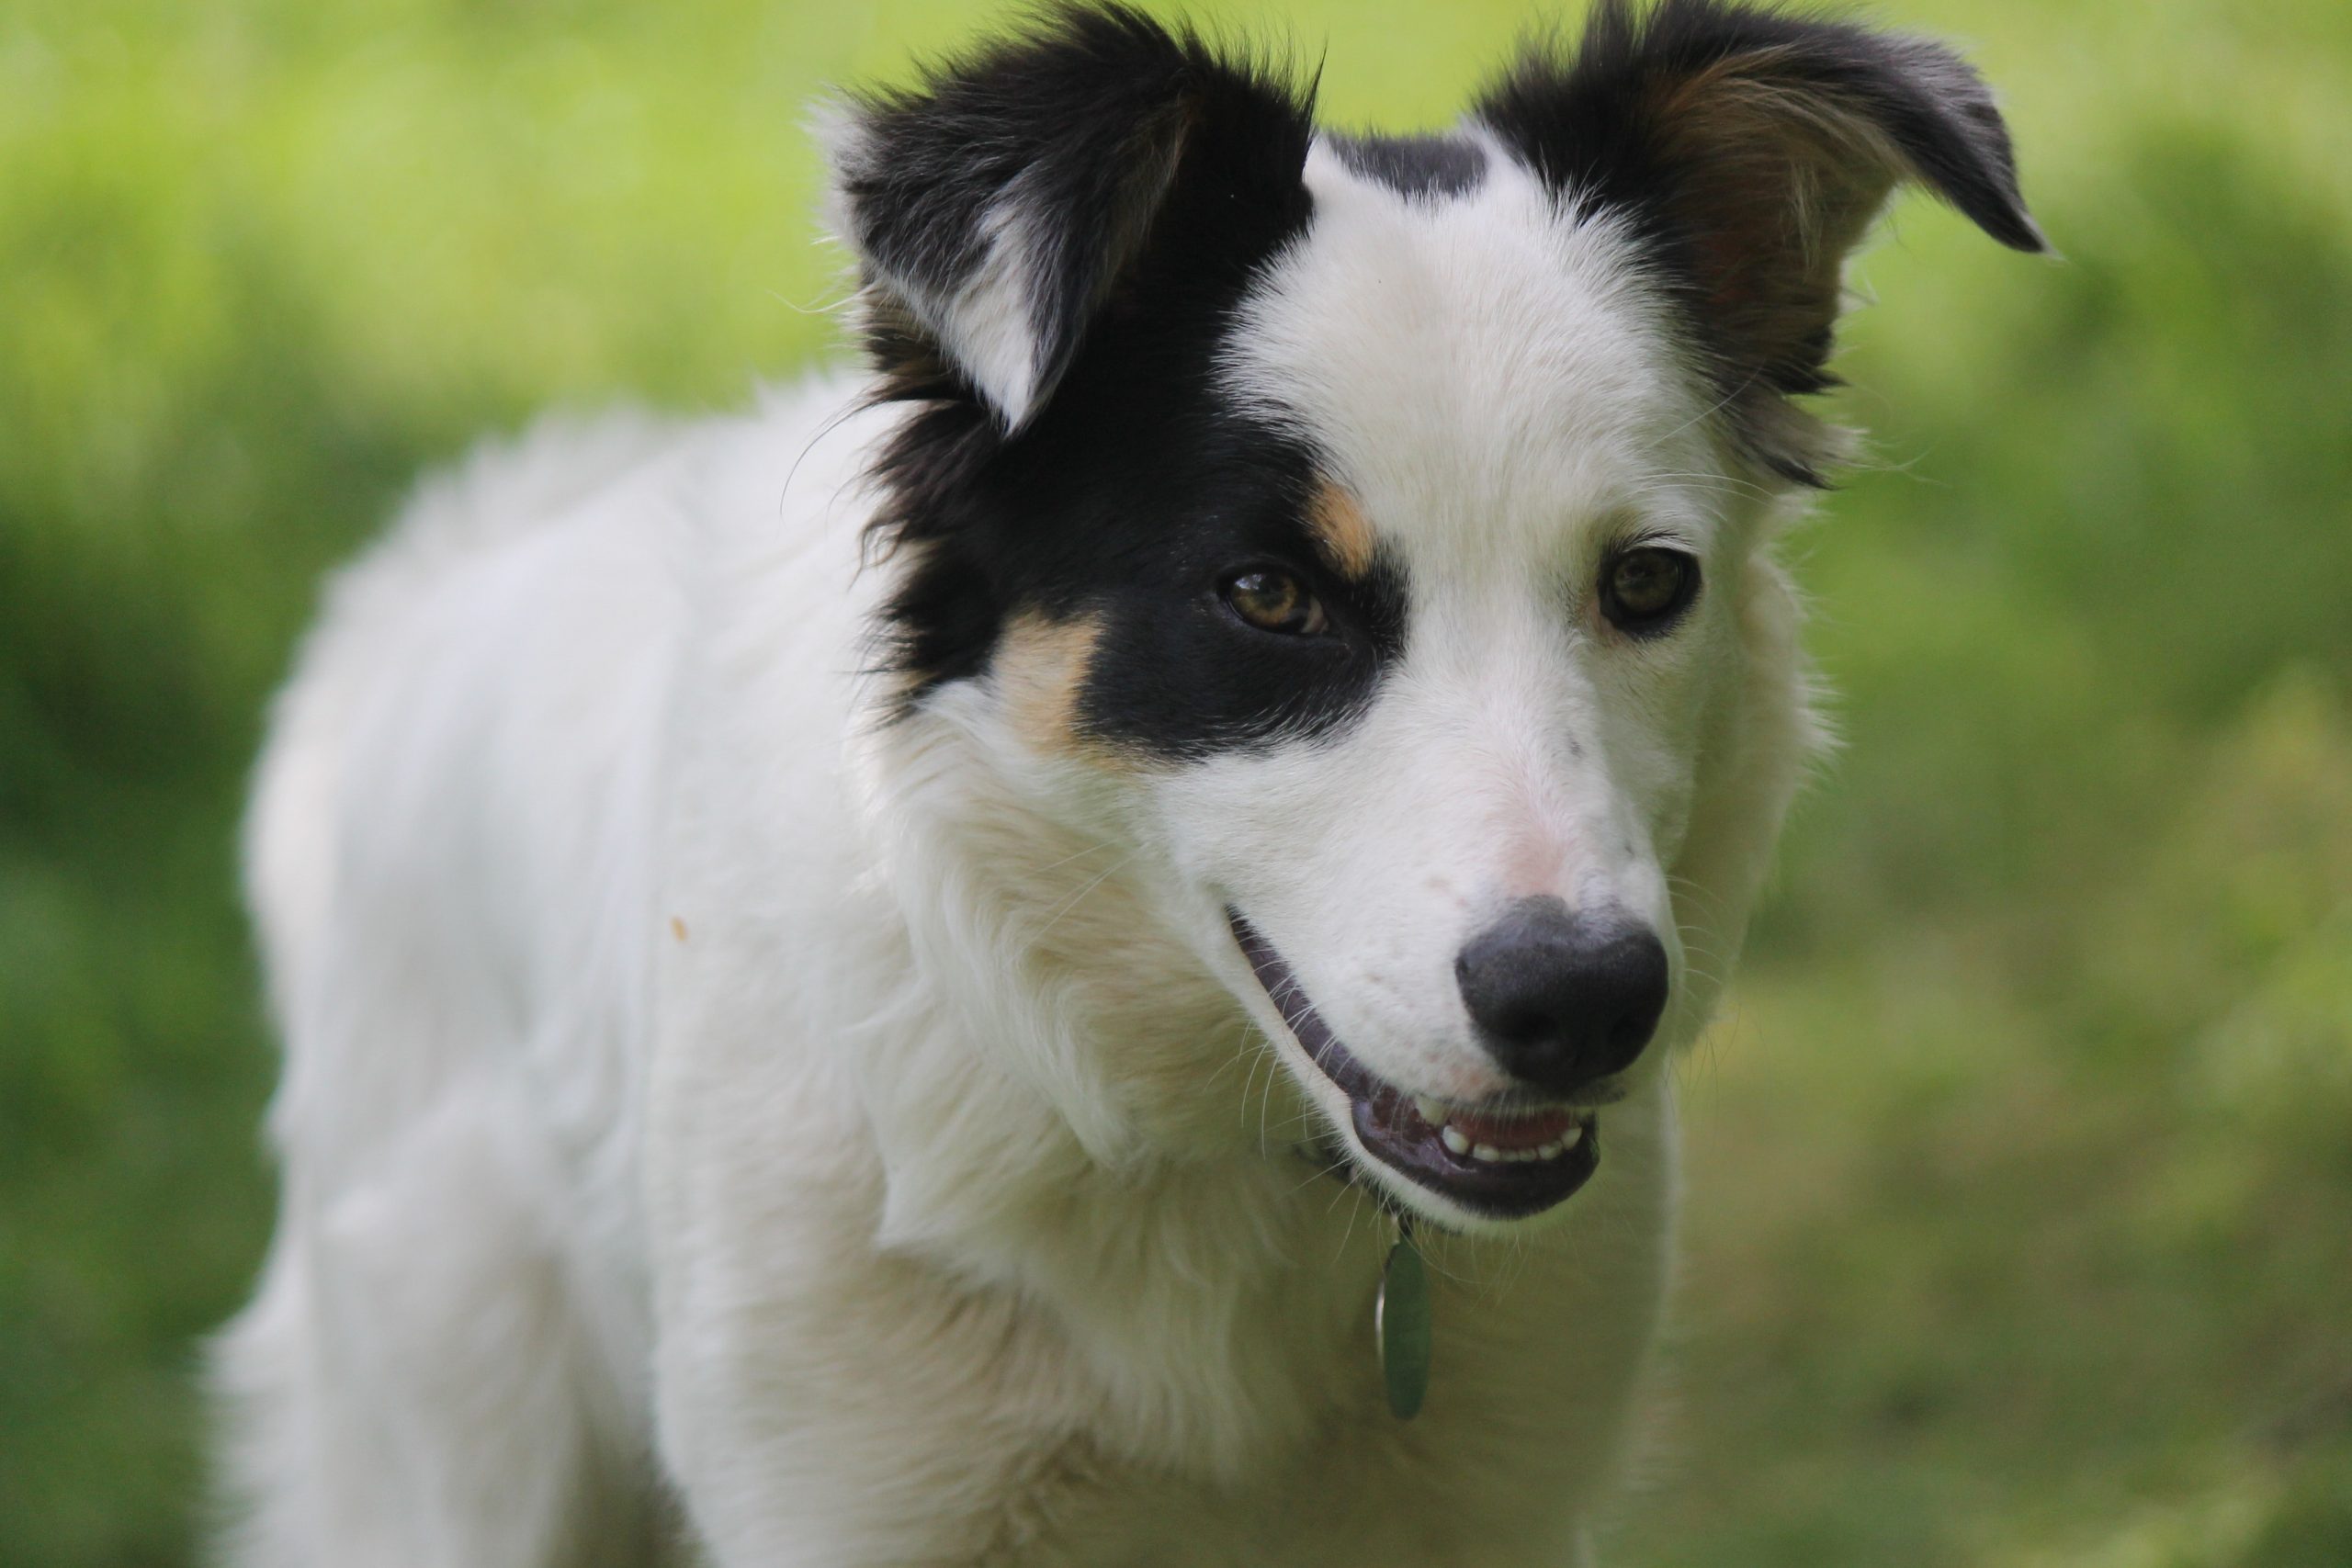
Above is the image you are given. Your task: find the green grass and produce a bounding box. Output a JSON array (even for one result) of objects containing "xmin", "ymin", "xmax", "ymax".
[{"xmin": 2, "ymin": 1, "xmax": 2346, "ymax": 1562}]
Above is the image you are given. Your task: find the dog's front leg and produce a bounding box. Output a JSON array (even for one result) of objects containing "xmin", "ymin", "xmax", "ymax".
[{"xmin": 642, "ymin": 1025, "xmax": 1119, "ymax": 1567}]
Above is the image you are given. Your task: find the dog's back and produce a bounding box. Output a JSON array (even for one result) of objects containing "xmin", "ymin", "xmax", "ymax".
[{"xmin": 219, "ymin": 387, "xmax": 884, "ymax": 1566}]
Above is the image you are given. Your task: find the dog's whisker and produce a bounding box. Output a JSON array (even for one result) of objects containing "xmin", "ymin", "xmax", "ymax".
[
  {"xmin": 1028, "ymin": 853, "xmax": 1137, "ymax": 943},
  {"xmin": 1282, "ymin": 1155, "xmax": 1351, "ymax": 1204},
  {"xmin": 1029, "ymin": 839, "xmax": 1125, "ymax": 877},
  {"xmin": 1335, "ymin": 1184, "xmax": 1370, "ymax": 1260},
  {"xmin": 777, "ymin": 397, "xmax": 872, "ymax": 525}
]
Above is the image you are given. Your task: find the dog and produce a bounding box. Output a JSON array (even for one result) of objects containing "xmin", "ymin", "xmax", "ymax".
[{"xmin": 213, "ymin": 3, "xmax": 2042, "ymax": 1562}]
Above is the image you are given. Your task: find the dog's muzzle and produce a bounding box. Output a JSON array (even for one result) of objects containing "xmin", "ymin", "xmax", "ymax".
[{"xmin": 1229, "ymin": 909, "xmax": 1614, "ymax": 1221}]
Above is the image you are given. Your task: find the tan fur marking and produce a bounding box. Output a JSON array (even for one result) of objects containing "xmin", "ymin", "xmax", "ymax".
[
  {"xmin": 1645, "ymin": 51, "xmax": 1916, "ymax": 477},
  {"xmin": 1306, "ymin": 479, "xmax": 1378, "ymax": 581},
  {"xmin": 995, "ymin": 611, "xmax": 1111, "ymax": 761},
  {"xmin": 1655, "ymin": 56, "xmax": 1903, "ymax": 319}
]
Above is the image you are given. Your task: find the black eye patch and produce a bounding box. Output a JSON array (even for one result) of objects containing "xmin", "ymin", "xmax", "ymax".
[
  {"xmin": 1052, "ymin": 436, "xmax": 1408, "ymax": 759},
  {"xmin": 1071, "ymin": 521, "xmax": 1408, "ymax": 759},
  {"xmin": 868, "ymin": 341, "xmax": 1408, "ymax": 762}
]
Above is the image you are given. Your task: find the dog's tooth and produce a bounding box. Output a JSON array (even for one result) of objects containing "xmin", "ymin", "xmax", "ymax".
[
  {"xmin": 1535, "ymin": 1139, "xmax": 1565, "ymax": 1161},
  {"xmin": 1440, "ymin": 1126, "xmax": 1472, "ymax": 1156},
  {"xmin": 1560, "ymin": 1123, "xmax": 1586, "ymax": 1148},
  {"xmin": 1473, "ymin": 1143, "xmax": 1503, "ymax": 1163},
  {"xmin": 1413, "ymin": 1097, "xmax": 1449, "ymax": 1127}
]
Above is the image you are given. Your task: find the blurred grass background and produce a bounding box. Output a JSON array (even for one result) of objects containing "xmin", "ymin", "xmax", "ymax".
[{"xmin": 2, "ymin": 0, "xmax": 2346, "ymax": 1562}]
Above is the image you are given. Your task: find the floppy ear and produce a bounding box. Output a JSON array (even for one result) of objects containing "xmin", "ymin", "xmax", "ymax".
[
  {"xmin": 1476, "ymin": 0, "xmax": 2046, "ymax": 484},
  {"xmin": 826, "ymin": 4, "xmax": 1312, "ymax": 432}
]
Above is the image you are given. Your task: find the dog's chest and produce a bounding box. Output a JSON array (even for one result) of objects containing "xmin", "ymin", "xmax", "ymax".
[
  {"xmin": 1017, "ymin": 1347, "xmax": 1633, "ymax": 1568},
  {"xmin": 984, "ymin": 1204, "xmax": 1670, "ymax": 1567}
]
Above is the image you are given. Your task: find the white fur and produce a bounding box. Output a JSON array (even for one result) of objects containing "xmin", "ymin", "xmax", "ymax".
[{"xmin": 215, "ymin": 142, "xmax": 1822, "ymax": 1565}]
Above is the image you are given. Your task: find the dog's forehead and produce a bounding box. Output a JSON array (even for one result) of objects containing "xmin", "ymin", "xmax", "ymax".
[{"xmin": 1223, "ymin": 136, "xmax": 1713, "ymax": 570}]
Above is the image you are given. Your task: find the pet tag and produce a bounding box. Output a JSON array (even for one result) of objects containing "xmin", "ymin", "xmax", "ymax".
[{"xmin": 1374, "ymin": 1219, "xmax": 1430, "ymax": 1420}]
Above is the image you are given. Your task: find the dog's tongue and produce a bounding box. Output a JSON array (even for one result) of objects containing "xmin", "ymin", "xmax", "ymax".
[{"xmin": 1442, "ymin": 1105, "xmax": 1580, "ymax": 1151}]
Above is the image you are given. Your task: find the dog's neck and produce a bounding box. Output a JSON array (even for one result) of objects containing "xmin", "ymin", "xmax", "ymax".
[{"xmin": 834, "ymin": 707, "xmax": 1395, "ymax": 1474}]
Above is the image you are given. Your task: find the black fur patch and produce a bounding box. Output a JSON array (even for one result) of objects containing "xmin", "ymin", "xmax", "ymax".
[
  {"xmin": 846, "ymin": 6, "xmax": 1408, "ymax": 754},
  {"xmin": 1328, "ymin": 131, "xmax": 1489, "ymax": 198},
  {"xmin": 834, "ymin": 5, "xmax": 1315, "ymax": 424},
  {"xmin": 873, "ymin": 390, "xmax": 1410, "ymax": 757}
]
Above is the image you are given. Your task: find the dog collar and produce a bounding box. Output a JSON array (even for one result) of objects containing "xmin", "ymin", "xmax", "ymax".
[
  {"xmin": 1375, "ymin": 1216, "xmax": 1431, "ymax": 1420},
  {"xmin": 1295, "ymin": 1139, "xmax": 1431, "ymax": 1419}
]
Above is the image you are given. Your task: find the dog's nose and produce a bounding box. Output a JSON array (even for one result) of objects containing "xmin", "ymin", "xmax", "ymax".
[{"xmin": 1454, "ymin": 897, "xmax": 1669, "ymax": 1095}]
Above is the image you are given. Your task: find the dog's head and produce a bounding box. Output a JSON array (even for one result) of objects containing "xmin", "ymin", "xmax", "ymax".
[{"xmin": 831, "ymin": 1, "xmax": 2041, "ymax": 1233}]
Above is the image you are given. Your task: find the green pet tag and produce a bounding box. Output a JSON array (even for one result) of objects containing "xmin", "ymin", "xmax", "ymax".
[{"xmin": 1375, "ymin": 1220, "xmax": 1431, "ymax": 1420}]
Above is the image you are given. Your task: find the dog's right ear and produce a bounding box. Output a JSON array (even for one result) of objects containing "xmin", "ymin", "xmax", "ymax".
[{"xmin": 825, "ymin": 5, "xmax": 1313, "ymax": 432}]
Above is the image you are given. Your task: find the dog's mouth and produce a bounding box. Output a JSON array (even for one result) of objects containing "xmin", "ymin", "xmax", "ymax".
[{"xmin": 1227, "ymin": 911, "xmax": 1601, "ymax": 1221}]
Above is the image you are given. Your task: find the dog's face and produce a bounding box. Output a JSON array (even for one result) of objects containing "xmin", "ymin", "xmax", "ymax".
[{"xmin": 832, "ymin": 2, "xmax": 2040, "ymax": 1232}]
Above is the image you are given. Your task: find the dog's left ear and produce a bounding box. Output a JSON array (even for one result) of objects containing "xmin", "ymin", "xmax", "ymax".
[
  {"xmin": 825, "ymin": 6, "xmax": 1312, "ymax": 432},
  {"xmin": 1477, "ymin": 0, "xmax": 2047, "ymax": 483}
]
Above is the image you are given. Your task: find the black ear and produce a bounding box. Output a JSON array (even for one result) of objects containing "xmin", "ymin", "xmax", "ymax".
[
  {"xmin": 826, "ymin": 4, "xmax": 1313, "ymax": 431},
  {"xmin": 1476, "ymin": 0, "xmax": 2046, "ymax": 484}
]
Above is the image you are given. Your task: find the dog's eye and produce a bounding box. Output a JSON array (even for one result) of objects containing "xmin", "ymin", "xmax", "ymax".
[
  {"xmin": 1222, "ymin": 570, "xmax": 1329, "ymax": 637},
  {"xmin": 1600, "ymin": 547, "xmax": 1700, "ymax": 635}
]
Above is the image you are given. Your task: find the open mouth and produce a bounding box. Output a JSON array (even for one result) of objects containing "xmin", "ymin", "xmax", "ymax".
[{"xmin": 1228, "ymin": 911, "xmax": 1601, "ymax": 1220}]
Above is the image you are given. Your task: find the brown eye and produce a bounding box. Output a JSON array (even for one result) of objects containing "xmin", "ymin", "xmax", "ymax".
[
  {"xmin": 1222, "ymin": 569, "xmax": 1329, "ymax": 636},
  {"xmin": 1600, "ymin": 547, "xmax": 1699, "ymax": 634}
]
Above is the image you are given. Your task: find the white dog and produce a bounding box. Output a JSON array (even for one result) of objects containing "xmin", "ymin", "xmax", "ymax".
[{"xmin": 214, "ymin": 3, "xmax": 2042, "ymax": 1562}]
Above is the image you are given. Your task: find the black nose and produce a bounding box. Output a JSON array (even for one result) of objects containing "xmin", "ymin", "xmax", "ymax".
[{"xmin": 1454, "ymin": 897, "xmax": 1670, "ymax": 1096}]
